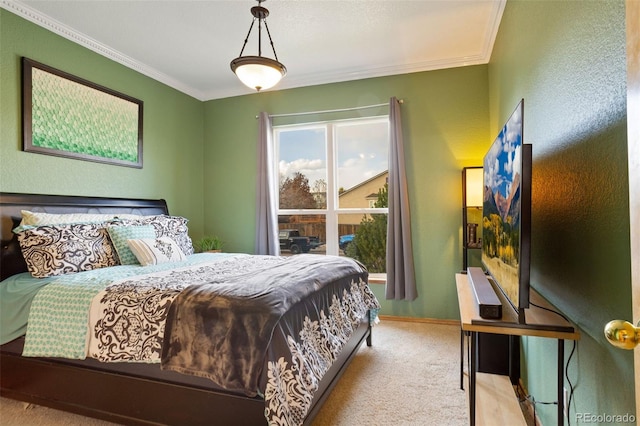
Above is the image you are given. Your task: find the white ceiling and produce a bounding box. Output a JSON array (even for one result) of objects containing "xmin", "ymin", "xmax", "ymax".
[{"xmin": 3, "ymin": 0, "xmax": 506, "ymax": 101}]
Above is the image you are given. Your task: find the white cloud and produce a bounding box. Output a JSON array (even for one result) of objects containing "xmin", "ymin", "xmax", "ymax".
[{"xmin": 279, "ymin": 159, "xmax": 326, "ymax": 188}]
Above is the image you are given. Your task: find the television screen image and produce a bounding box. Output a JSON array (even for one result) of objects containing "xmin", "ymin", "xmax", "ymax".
[{"xmin": 482, "ymin": 99, "xmax": 531, "ymax": 319}]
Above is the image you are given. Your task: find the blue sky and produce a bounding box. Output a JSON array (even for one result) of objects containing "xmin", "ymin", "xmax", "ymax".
[{"xmin": 277, "ymin": 119, "xmax": 388, "ymax": 191}]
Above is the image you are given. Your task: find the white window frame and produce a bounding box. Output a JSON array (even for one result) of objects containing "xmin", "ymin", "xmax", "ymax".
[{"xmin": 273, "ymin": 116, "xmax": 389, "ymax": 257}]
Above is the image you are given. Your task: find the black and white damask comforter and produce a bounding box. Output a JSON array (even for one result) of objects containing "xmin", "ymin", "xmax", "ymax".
[{"xmin": 83, "ymin": 253, "xmax": 379, "ymax": 425}]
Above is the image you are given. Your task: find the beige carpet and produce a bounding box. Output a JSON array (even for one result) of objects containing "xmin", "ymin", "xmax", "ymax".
[{"xmin": 0, "ymin": 320, "xmax": 468, "ymax": 426}]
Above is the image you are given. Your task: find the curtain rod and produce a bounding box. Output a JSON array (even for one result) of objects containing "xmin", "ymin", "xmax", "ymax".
[{"xmin": 257, "ymin": 99, "xmax": 403, "ymax": 119}]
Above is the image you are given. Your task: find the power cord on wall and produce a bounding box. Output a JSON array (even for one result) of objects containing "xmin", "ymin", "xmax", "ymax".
[
  {"xmin": 530, "ymin": 301, "xmax": 570, "ymax": 322},
  {"xmin": 565, "ymin": 340, "xmax": 577, "ymax": 426},
  {"xmin": 520, "ymin": 394, "xmax": 556, "ymax": 425},
  {"xmin": 523, "ymin": 302, "xmax": 577, "ymax": 426}
]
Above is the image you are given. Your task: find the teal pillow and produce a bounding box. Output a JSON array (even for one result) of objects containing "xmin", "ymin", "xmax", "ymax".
[{"xmin": 107, "ymin": 225, "xmax": 156, "ymax": 265}]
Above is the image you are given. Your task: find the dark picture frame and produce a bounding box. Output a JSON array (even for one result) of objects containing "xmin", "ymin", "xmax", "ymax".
[{"xmin": 22, "ymin": 57, "xmax": 143, "ymax": 168}]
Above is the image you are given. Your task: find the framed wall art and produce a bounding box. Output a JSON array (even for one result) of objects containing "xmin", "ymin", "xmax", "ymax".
[{"xmin": 22, "ymin": 57, "xmax": 143, "ymax": 168}]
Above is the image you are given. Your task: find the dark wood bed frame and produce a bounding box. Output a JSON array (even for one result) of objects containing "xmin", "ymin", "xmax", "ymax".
[{"xmin": 0, "ymin": 192, "xmax": 373, "ymax": 425}]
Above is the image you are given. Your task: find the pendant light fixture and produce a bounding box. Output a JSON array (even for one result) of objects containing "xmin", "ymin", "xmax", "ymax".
[{"xmin": 230, "ymin": 0, "xmax": 287, "ymax": 92}]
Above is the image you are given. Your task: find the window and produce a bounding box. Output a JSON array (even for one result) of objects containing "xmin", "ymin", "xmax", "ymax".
[{"xmin": 274, "ymin": 117, "xmax": 389, "ymax": 273}]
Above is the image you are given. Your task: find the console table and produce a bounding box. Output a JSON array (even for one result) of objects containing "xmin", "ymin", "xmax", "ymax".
[{"xmin": 455, "ymin": 273, "xmax": 580, "ymax": 425}]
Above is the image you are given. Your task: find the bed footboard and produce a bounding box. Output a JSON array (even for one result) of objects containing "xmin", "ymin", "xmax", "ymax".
[{"xmin": 0, "ymin": 320, "xmax": 371, "ymax": 425}]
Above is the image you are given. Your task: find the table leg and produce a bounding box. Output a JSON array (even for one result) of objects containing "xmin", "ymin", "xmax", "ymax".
[
  {"xmin": 470, "ymin": 331, "xmax": 476, "ymax": 426},
  {"xmin": 558, "ymin": 339, "xmax": 565, "ymax": 426},
  {"xmin": 460, "ymin": 329, "xmax": 464, "ymax": 390}
]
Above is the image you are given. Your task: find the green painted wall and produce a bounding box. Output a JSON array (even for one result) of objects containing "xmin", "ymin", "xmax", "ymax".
[
  {"xmin": 489, "ymin": 0, "xmax": 632, "ymax": 423},
  {"xmin": 204, "ymin": 67, "xmax": 490, "ymax": 320},
  {"xmin": 0, "ymin": 10, "xmax": 205, "ymax": 235}
]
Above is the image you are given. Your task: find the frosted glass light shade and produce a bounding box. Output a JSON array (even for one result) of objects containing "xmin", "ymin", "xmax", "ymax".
[
  {"xmin": 230, "ymin": 56, "xmax": 287, "ymax": 91},
  {"xmin": 465, "ymin": 167, "xmax": 483, "ymax": 207}
]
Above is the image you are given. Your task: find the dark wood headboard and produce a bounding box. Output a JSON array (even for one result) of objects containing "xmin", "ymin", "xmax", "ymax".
[{"xmin": 0, "ymin": 193, "xmax": 169, "ymax": 281}]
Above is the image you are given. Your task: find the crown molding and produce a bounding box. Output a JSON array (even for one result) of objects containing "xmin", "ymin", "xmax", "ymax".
[
  {"xmin": 481, "ymin": 0, "xmax": 506, "ymax": 62},
  {"xmin": 206, "ymin": 53, "xmax": 491, "ymax": 100}
]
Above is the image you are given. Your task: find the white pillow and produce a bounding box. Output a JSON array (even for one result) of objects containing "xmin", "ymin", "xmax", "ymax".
[
  {"xmin": 127, "ymin": 237, "xmax": 186, "ymax": 266},
  {"xmin": 20, "ymin": 210, "xmax": 142, "ymax": 227}
]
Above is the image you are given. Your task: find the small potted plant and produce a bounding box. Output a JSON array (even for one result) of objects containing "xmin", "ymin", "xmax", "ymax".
[{"xmin": 194, "ymin": 235, "xmax": 225, "ymax": 253}]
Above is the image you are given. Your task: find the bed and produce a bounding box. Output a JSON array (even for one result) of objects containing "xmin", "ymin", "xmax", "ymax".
[{"xmin": 0, "ymin": 192, "xmax": 379, "ymax": 425}]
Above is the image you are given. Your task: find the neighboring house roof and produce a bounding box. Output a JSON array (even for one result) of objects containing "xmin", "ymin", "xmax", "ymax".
[{"xmin": 339, "ymin": 170, "xmax": 388, "ymax": 198}]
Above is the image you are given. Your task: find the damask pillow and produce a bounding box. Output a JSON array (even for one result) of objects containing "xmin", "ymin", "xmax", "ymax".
[
  {"xmin": 115, "ymin": 215, "xmax": 194, "ymax": 256},
  {"xmin": 106, "ymin": 225, "xmax": 156, "ymax": 265},
  {"xmin": 127, "ymin": 237, "xmax": 186, "ymax": 266},
  {"xmin": 16, "ymin": 223, "xmax": 119, "ymax": 278}
]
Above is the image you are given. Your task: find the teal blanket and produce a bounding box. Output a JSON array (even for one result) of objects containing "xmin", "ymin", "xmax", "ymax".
[
  {"xmin": 0, "ymin": 254, "xmax": 236, "ymax": 354},
  {"xmin": 0, "ymin": 272, "xmax": 55, "ymax": 345}
]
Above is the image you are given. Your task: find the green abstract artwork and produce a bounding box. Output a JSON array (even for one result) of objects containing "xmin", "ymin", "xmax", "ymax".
[{"xmin": 23, "ymin": 58, "xmax": 143, "ymax": 168}]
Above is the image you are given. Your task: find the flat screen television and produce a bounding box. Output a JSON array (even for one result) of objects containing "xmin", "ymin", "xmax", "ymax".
[{"xmin": 481, "ymin": 99, "xmax": 532, "ymax": 323}]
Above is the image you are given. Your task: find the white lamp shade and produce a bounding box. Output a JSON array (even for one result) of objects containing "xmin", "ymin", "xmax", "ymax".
[
  {"xmin": 465, "ymin": 168, "xmax": 483, "ymax": 207},
  {"xmin": 231, "ymin": 56, "xmax": 286, "ymax": 91}
]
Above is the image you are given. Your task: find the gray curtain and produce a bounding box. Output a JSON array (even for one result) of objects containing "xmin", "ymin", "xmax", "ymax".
[
  {"xmin": 254, "ymin": 112, "xmax": 279, "ymax": 255},
  {"xmin": 385, "ymin": 97, "xmax": 417, "ymax": 300}
]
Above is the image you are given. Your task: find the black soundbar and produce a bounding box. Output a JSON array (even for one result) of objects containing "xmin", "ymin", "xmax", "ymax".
[{"xmin": 468, "ymin": 267, "xmax": 502, "ymax": 319}]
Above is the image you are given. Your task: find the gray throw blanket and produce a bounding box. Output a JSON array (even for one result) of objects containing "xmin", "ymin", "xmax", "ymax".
[{"xmin": 160, "ymin": 254, "xmax": 367, "ymax": 396}]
